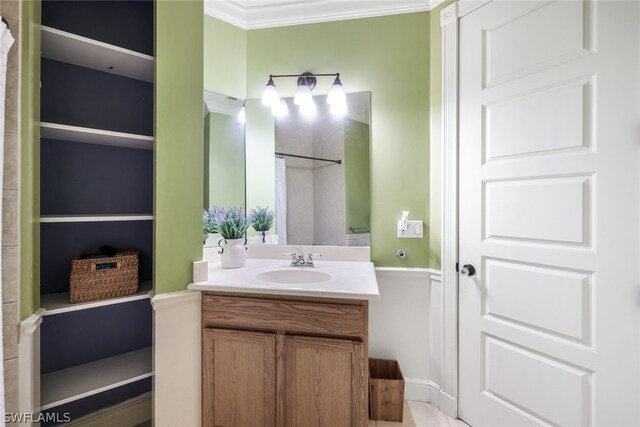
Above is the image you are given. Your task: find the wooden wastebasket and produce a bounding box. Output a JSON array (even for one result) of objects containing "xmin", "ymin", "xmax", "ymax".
[{"xmin": 369, "ymin": 358, "xmax": 405, "ymax": 422}]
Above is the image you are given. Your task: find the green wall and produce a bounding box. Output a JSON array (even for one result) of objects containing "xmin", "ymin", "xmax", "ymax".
[
  {"xmin": 345, "ymin": 119, "xmax": 371, "ymax": 235},
  {"xmin": 154, "ymin": 0, "xmax": 204, "ymax": 294},
  {"xmin": 205, "ymin": 112, "xmax": 246, "ymax": 209},
  {"xmin": 246, "ymin": 13, "xmax": 431, "ymax": 267},
  {"xmin": 204, "ymin": 15, "xmax": 246, "ymax": 99},
  {"xmin": 20, "ymin": 0, "xmax": 41, "ymax": 318},
  {"xmin": 428, "ymin": 0, "xmax": 455, "ymax": 269}
]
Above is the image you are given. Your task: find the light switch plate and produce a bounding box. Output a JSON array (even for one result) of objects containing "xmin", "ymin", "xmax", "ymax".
[{"xmin": 397, "ymin": 220, "xmax": 424, "ymax": 238}]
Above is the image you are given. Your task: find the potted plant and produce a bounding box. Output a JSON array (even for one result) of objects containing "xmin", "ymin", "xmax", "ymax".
[
  {"xmin": 211, "ymin": 206, "xmax": 249, "ymax": 268},
  {"xmin": 249, "ymin": 206, "xmax": 275, "ymax": 244},
  {"xmin": 202, "ymin": 207, "xmax": 221, "ymax": 245}
]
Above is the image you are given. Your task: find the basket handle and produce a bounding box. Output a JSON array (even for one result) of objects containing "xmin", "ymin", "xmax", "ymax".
[{"xmin": 92, "ymin": 261, "xmax": 121, "ymax": 271}]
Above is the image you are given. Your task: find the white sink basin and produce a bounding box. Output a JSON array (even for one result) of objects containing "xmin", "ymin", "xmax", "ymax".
[
  {"xmin": 188, "ymin": 258, "xmax": 380, "ymax": 300},
  {"xmin": 256, "ymin": 268, "xmax": 332, "ymax": 284}
]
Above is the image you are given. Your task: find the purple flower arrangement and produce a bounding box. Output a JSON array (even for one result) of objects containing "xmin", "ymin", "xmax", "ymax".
[
  {"xmin": 248, "ymin": 207, "xmax": 275, "ymax": 232},
  {"xmin": 203, "ymin": 206, "xmax": 249, "ymax": 240}
]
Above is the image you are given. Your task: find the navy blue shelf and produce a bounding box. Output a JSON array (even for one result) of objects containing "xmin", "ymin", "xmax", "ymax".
[
  {"xmin": 41, "ymin": 59, "xmax": 153, "ymax": 136},
  {"xmin": 41, "ymin": 299, "xmax": 152, "ymax": 374},
  {"xmin": 41, "ymin": 139, "xmax": 153, "ymax": 215},
  {"xmin": 41, "ymin": 0, "xmax": 153, "ymax": 56},
  {"xmin": 41, "ymin": 377, "xmax": 152, "ymax": 427},
  {"xmin": 40, "ymin": 221, "xmax": 152, "ymax": 295}
]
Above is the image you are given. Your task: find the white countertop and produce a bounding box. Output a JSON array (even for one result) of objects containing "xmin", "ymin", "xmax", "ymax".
[{"xmin": 187, "ymin": 258, "xmax": 380, "ymax": 301}]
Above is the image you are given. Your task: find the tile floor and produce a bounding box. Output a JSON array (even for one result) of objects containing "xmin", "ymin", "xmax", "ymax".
[{"xmin": 369, "ymin": 401, "xmax": 469, "ymax": 427}]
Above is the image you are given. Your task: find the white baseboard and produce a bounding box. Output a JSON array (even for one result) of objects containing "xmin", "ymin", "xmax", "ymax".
[
  {"xmin": 405, "ymin": 379, "xmax": 442, "ymax": 404},
  {"xmin": 439, "ymin": 390, "xmax": 458, "ymax": 419},
  {"xmin": 67, "ymin": 392, "xmax": 151, "ymax": 427}
]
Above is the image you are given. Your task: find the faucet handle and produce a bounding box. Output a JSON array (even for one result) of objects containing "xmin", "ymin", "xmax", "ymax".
[
  {"xmin": 283, "ymin": 252, "xmax": 297, "ymax": 260},
  {"xmin": 307, "ymin": 253, "xmax": 321, "ymax": 262}
]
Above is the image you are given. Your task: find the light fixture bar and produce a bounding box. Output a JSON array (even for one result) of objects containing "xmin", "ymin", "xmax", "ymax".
[{"xmin": 269, "ymin": 73, "xmax": 340, "ymax": 79}]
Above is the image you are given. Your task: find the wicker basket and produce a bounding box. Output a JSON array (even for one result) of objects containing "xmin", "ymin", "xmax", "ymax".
[{"xmin": 70, "ymin": 250, "xmax": 139, "ymax": 303}]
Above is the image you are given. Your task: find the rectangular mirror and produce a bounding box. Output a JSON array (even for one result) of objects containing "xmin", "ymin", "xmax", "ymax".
[
  {"xmin": 203, "ymin": 91, "xmax": 246, "ymax": 209},
  {"xmin": 204, "ymin": 91, "xmax": 371, "ymax": 248}
]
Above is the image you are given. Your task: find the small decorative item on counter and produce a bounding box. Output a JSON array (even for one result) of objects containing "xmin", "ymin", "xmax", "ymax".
[
  {"xmin": 248, "ymin": 206, "xmax": 275, "ymax": 244},
  {"xmin": 212, "ymin": 206, "xmax": 249, "ymax": 268},
  {"xmin": 70, "ymin": 247, "xmax": 139, "ymax": 303}
]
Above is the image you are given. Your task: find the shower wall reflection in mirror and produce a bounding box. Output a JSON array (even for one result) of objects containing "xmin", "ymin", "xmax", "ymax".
[{"xmin": 204, "ymin": 91, "xmax": 371, "ymax": 248}]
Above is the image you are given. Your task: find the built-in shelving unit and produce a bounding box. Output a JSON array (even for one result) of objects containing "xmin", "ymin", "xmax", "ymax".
[
  {"xmin": 41, "ymin": 25, "xmax": 154, "ymax": 83},
  {"xmin": 40, "ymin": 122, "xmax": 154, "ymax": 150},
  {"xmin": 40, "ymin": 214, "xmax": 154, "ymax": 223},
  {"xmin": 39, "ymin": 2, "xmax": 154, "ymax": 423},
  {"xmin": 42, "ymin": 281, "xmax": 153, "ymax": 316},
  {"xmin": 41, "ymin": 347, "xmax": 153, "ymax": 411}
]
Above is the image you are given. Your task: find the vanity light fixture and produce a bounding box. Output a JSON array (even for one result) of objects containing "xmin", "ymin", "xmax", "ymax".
[
  {"xmin": 237, "ymin": 103, "xmax": 246, "ymax": 124},
  {"xmin": 299, "ymin": 98, "xmax": 317, "ymax": 116},
  {"xmin": 261, "ymin": 72, "xmax": 347, "ymax": 116},
  {"xmin": 261, "ymin": 76, "xmax": 280, "ymax": 108}
]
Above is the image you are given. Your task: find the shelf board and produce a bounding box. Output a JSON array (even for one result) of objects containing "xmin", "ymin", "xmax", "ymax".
[
  {"xmin": 42, "ymin": 281, "xmax": 153, "ymax": 316},
  {"xmin": 40, "ymin": 214, "xmax": 154, "ymax": 224},
  {"xmin": 41, "ymin": 347, "xmax": 153, "ymax": 411},
  {"xmin": 41, "ymin": 122, "xmax": 154, "ymax": 150},
  {"xmin": 41, "ymin": 25, "xmax": 154, "ymax": 82}
]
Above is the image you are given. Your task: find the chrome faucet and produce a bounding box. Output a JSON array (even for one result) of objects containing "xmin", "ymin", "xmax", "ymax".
[{"xmin": 283, "ymin": 252, "xmax": 321, "ymax": 267}]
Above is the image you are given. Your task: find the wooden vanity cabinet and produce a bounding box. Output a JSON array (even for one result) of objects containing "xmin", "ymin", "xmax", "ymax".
[{"xmin": 201, "ymin": 292, "xmax": 369, "ymax": 427}]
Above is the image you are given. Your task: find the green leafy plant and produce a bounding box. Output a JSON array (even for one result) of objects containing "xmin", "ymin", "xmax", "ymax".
[
  {"xmin": 209, "ymin": 206, "xmax": 249, "ymax": 240},
  {"xmin": 203, "ymin": 207, "xmax": 222, "ymax": 234},
  {"xmin": 248, "ymin": 206, "xmax": 275, "ymax": 232}
]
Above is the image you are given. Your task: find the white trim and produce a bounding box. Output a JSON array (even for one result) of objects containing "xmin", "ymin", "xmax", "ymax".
[
  {"xmin": 457, "ymin": 0, "xmax": 493, "ymax": 18},
  {"xmin": 19, "ymin": 309, "xmax": 45, "ymax": 422},
  {"xmin": 40, "ymin": 122, "xmax": 154, "ymax": 150},
  {"xmin": 374, "ymin": 267, "xmax": 439, "ymax": 281},
  {"xmin": 39, "ymin": 214, "xmax": 154, "ymax": 223},
  {"xmin": 441, "ymin": 0, "xmax": 459, "ymax": 417},
  {"xmin": 40, "ymin": 25, "xmax": 153, "ymax": 83},
  {"xmin": 204, "ymin": 1, "xmax": 248, "ymax": 29},
  {"xmin": 405, "ymin": 379, "xmax": 442, "ymax": 404},
  {"xmin": 150, "ymin": 289, "xmax": 200, "ymax": 310},
  {"xmin": 153, "ymin": 289, "xmax": 201, "ymax": 426},
  {"xmin": 66, "ymin": 392, "xmax": 151, "ymax": 427},
  {"xmin": 205, "ymin": 0, "xmax": 440, "ymax": 30},
  {"xmin": 439, "ymin": 390, "xmax": 458, "ymax": 419},
  {"xmin": 41, "ymin": 281, "xmax": 153, "ymax": 316}
]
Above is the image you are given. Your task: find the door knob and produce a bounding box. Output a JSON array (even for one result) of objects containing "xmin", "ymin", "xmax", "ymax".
[{"xmin": 460, "ymin": 264, "xmax": 476, "ymax": 277}]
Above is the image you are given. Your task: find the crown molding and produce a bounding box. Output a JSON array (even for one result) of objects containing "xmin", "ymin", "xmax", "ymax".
[{"xmin": 204, "ymin": 0, "xmax": 449, "ymax": 30}]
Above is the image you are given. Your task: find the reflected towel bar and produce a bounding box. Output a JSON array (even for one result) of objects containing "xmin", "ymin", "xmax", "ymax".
[{"xmin": 275, "ymin": 152, "xmax": 342, "ymax": 165}]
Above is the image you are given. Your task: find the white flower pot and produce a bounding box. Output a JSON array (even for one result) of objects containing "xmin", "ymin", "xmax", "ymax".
[
  {"xmin": 218, "ymin": 238, "xmax": 246, "ymax": 268},
  {"xmin": 258, "ymin": 230, "xmax": 272, "ymax": 244}
]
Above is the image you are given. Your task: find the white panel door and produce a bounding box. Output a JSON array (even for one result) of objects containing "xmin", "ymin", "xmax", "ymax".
[{"xmin": 458, "ymin": 1, "xmax": 640, "ymax": 426}]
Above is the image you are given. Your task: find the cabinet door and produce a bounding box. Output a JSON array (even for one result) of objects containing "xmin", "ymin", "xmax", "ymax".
[
  {"xmin": 203, "ymin": 328, "xmax": 276, "ymax": 427},
  {"xmin": 282, "ymin": 336, "xmax": 367, "ymax": 427}
]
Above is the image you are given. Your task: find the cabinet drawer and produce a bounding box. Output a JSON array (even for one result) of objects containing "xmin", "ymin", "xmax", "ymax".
[{"xmin": 202, "ymin": 294, "xmax": 366, "ymax": 339}]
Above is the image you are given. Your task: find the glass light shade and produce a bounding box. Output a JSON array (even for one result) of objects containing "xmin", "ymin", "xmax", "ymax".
[
  {"xmin": 272, "ymin": 100, "xmax": 289, "ymax": 117},
  {"xmin": 330, "ymin": 101, "xmax": 347, "ymax": 116},
  {"xmin": 261, "ymin": 81, "xmax": 280, "ymax": 108},
  {"xmin": 327, "ymin": 81, "xmax": 346, "ymax": 106},
  {"xmin": 237, "ymin": 105, "xmax": 246, "ymax": 123},
  {"xmin": 299, "ymin": 99, "xmax": 317, "ymax": 116},
  {"xmin": 294, "ymin": 84, "xmax": 313, "ymax": 106}
]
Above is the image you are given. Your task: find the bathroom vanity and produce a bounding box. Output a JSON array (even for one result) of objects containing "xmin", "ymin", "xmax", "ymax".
[{"xmin": 189, "ymin": 258, "xmax": 379, "ymax": 427}]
